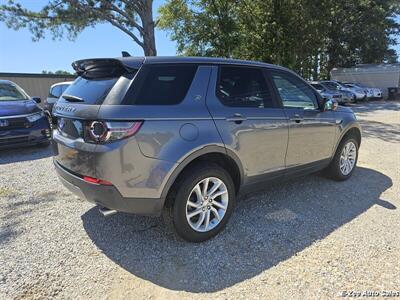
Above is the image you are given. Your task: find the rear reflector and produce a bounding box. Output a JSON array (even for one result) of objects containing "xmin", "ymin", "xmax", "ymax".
[{"xmin": 83, "ymin": 176, "xmax": 113, "ymax": 186}]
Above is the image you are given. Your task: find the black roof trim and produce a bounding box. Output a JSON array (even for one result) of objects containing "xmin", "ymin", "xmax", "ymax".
[{"xmin": 116, "ymin": 56, "xmax": 289, "ymax": 71}]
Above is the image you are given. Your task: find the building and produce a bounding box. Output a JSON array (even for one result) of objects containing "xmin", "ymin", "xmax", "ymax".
[
  {"xmin": 0, "ymin": 72, "xmax": 76, "ymax": 102},
  {"xmin": 330, "ymin": 64, "xmax": 400, "ymax": 99}
]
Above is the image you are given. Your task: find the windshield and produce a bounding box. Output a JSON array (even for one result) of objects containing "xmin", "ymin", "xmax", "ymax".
[
  {"xmin": 0, "ymin": 83, "xmax": 30, "ymax": 101},
  {"xmin": 322, "ymin": 82, "xmax": 340, "ymax": 90},
  {"xmin": 311, "ymin": 83, "xmax": 324, "ymax": 90}
]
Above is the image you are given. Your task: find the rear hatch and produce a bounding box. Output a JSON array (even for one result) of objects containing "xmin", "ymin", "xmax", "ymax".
[{"xmin": 52, "ymin": 58, "xmax": 143, "ymax": 177}]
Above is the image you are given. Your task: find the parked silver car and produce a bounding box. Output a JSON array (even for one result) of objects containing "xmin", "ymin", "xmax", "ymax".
[
  {"xmin": 53, "ymin": 57, "xmax": 361, "ymax": 242},
  {"xmin": 318, "ymin": 81, "xmax": 355, "ymax": 104},
  {"xmin": 310, "ymin": 82, "xmax": 344, "ymax": 104},
  {"xmin": 321, "ymin": 80, "xmax": 366, "ymax": 102},
  {"xmin": 344, "ymin": 82, "xmax": 382, "ymax": 99}
]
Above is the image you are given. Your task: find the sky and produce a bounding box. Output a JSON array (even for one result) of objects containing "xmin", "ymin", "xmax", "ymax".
[
  {"xmin": 0, "ymin": 1, "xmax": 399, "ymax": 73},
  {"xmin": 0, "ymin": 0, "xmax": 177, "ymax": 73}
]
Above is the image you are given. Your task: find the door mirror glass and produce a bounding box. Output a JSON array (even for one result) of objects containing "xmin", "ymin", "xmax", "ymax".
[{"xmin": 323, "ymin": 98, "xmax": 338, "ymax": 111}]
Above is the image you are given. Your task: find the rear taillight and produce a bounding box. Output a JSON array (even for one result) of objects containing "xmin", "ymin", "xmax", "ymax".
[{"xmin": 86, "ymin": 121, "xmax": 142, "ymax": 143}]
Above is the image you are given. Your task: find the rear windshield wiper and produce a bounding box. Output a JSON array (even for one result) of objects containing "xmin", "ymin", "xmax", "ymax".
[{"xmin": 62, "ymin": 94, "xmax": 84, "ymax": 102}]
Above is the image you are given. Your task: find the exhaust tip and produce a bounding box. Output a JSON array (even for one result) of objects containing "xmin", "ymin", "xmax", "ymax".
[{"xmin": 99, "ymin": 206, "xmax": 117, "ymax": 217}]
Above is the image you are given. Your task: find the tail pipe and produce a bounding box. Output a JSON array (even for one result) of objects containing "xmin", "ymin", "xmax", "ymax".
[{"xmin": 99, "ymin": 206, "xmax": 117, "ymax": 217}]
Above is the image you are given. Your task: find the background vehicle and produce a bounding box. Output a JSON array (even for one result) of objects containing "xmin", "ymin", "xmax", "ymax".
[
  {"xmin": 0, "ymin": 80, "xmax": 51, "ymax": 149},
  {"xmin": 320, "ymin": 80, "xmax": 366, "ymax": 102},
  {"xmin": 52, "ymin": 57, "xmax": 361, "ymax": 242},
  {"xmin": 309, "ymin": 82, "xmax": 343, "ymax": 104},
  {"xmin": 44, "ymin": 81, "xmax": 73, "ymax": 118},
  {"xmin": 344, "ymin": 82, "xmax": 382, "ymax": 99},
  {"xmin": 318, "ymin": 81, "xmax": 354, "ymax": 104}
]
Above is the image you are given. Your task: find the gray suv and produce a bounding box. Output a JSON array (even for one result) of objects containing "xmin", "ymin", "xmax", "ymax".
[{"xmin": 52, "ymin": 57, "xmax": 361, "ymax": 242}]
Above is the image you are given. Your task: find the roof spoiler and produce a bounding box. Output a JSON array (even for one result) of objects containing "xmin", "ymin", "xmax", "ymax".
[{"xmin": 72, "ymin": 58, "xmax": 137, "ymax": 78}]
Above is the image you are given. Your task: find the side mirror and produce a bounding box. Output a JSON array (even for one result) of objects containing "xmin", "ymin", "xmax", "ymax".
[
  {"xmin": 32, "ymin": 97, "xmax": 41, "ymax": 103},
  {"xmin": 322, "ymin": 98, "xmax": 338, "ymax": 111}
]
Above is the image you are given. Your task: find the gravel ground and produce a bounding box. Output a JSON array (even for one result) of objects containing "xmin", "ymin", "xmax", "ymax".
[{"xmin": 0, "ymin": 101, "xmax": 399, "ymax": 300}]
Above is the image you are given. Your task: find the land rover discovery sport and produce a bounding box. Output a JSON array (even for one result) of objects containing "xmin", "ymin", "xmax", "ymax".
[{"xmin": 52, "ymin": 56, "xmax": 361, "ymax": 242}]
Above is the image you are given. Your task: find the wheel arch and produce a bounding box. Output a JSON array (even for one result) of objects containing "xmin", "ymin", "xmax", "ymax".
[
  {"xmin": 333, "ymin": 124, "xmax": 362, "ymax": 156},
  {"xmin": 161, "ymin": 146, "xmax": 243, "ymax": 208}
]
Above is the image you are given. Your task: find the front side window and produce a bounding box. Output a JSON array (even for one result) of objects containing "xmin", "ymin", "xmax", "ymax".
[
  {"xmin": 271, "ymin": 72, "xmax": 318, "ymax": 109},
  {"xmin": 216, "ymin": 66, "xmax": 274, "ymax": 108}
]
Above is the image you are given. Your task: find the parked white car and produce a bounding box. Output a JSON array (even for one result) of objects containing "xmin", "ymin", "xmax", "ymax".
[
  {"xmin": 43, "ymin": 81, "xmax": 73, "ymax": 117},
  {"xmin": 344, "ymin": 83, "xmax": 382, "ymax": 99}
]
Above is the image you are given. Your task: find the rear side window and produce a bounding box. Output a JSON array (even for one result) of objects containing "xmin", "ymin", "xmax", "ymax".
[
  {"xmin": 216, "ymin": 66, "xmax": 274, "ymax": 108},
  {"xmin": 60, "ymin": 77, "xmax": 118, "ymax": 105},
  {"xmin": 123, "ymin": 64, "xmax": 197, "ymax": 105}
]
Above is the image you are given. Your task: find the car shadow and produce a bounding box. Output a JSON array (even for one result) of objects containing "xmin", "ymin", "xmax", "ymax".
[
  {"xmin": 357, "ymin": 119, "xmax": 400, "ymax": 142},
  {"xmin": 0, "ymin": 144, "xmax": 53, "ymax": 164},
  {"xmin": 81, "ymin": 167, "xmax": 394, "ymax": 293},
  {"xmin": 351, "ymin": 100, "xmax": 399, "ymax": 114}
]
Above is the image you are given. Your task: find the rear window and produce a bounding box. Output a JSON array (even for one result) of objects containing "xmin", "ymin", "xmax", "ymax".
[
  {"xmin": 61, "ymin": 77, "xmax": 118, "ymax": 105},
  {"xmin": 123, "ymin": 64, "xmax": 197, "ymax": 105},
  {"xmin": 49, "ymin": 85, "xmax": 62, "ymax": 98}
]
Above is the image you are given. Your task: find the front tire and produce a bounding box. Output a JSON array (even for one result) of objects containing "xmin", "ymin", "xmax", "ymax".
[
  {"xmin": 166, "ymin": 163, "xmax": 236, "ymax": 242},
  {"xmin": 325, "ymin": 135, "xmax": 359, "ymax": 181}
]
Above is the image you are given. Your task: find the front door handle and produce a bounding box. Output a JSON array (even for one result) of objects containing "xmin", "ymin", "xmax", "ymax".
[
  {"xmin": 290, "ymin": 113, "xmax": 303, "ymax": 123},
  {"xmin": 226, "ymin": 113, "xmax": 247, "ymax": 124}
]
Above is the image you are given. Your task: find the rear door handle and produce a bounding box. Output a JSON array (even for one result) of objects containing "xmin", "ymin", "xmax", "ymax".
[
  {"xmin": 226, "ymin": 113, "xmax": 247, "ymax": 124},
  {"xmin": 290, "ymin": 113, "xmax": 303, "ymax": 123}
]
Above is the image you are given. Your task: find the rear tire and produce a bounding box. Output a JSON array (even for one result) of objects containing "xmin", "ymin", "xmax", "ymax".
[
  {"xmin": 325, "ymin": 135, "xmax": 359, "ymax": 181},
  {"xmin": 164, "ymin": 162, "xmax": 236, "ymax": 242}
]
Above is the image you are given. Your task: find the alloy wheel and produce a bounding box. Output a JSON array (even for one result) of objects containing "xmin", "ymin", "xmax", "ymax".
[
  {"xmin": 185, "ymin": 177, "xmax": 229, "ymax": 232},
  {"xmin": 339, "ymin": 141, "xmax": 357, "ymax": 175}
]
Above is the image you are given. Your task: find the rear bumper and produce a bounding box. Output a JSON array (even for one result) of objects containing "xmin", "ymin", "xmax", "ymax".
[
  {"xmin": 0, "ymin": 117, "xmax": 51, "ymax": 149},
  {"xmin": 54, "ymin": 160, "xmax": 165, "ymax": 216}
]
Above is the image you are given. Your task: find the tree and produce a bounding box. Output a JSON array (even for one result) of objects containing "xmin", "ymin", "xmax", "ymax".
[
  {"xmin": 159, "ymin": 0, "xmax": 240, "ymax": 57},
  {"xmin": 159, "ymin": 0, "xmax": 400, "ymax": 79},
  {"xmin": 0, "ymin": 0, "xmax": 157, "ymax": 56}
]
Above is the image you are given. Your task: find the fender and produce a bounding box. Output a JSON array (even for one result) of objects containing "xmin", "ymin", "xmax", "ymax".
[
  {"xmin": 331, "ymin": 121, "xmax": 362, "ymax": 160},
  {"xmin": 159, "ymin": 145, "xmax": 244, "ymax": 200}
]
